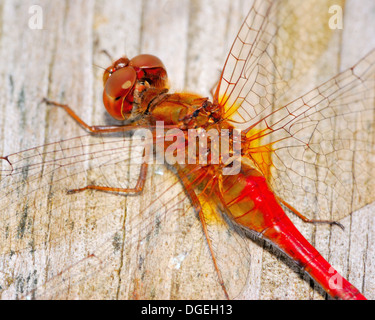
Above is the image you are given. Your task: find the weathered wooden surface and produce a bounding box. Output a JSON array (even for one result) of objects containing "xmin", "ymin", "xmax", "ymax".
[{"xmin": 0, "ymin": 0, "xmax": 374, "ymax": 300}]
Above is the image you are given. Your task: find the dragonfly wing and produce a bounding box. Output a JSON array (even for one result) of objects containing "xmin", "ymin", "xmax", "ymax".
[
  {"xmin": 0, "ymin": 133, "xmax": 252, "ymax": 299},
  {"xmin": 216, "ymin": 0, "xmax": 375, "ymax": 221},
  {"xmin": 175, "ymin": 164, "xmax": 254, "ymax": 299},
  {"xmin": 215, "ymin": 0, "xmax": 339, "ymax": 124},
  {"xmin": 246, "ymin": 49, "xmax": 375, "ymax": 221},
  {"xmin": 0, "ymin": 133, "xmax": 150, "ymax": 298}
]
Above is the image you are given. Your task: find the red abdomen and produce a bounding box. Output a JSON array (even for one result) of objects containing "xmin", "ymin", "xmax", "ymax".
[{"xmin": 219, "ymin": 161, "xmax": 366, "ymax": 300}]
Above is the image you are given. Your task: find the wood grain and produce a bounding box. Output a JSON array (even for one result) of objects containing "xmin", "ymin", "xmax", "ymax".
[{"xmin": 0, "ymin": 0, "xmax": 374, "ymax": 300}]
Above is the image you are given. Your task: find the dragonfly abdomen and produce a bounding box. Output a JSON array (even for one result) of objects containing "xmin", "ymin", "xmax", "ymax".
[{"xmin": 220, "ymin": 161, "xmax": 366, "ymax": 300}]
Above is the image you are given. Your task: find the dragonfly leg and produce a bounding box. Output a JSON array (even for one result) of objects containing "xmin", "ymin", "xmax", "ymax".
[
  {"xmin": 277, "ymin": 197, "xmax": 344, "ymax": 230},
  {"xmin": 175, "ymin": 165, "xmax": 230, "ymax": 300},
  {"xmin": 42, "ymin": 98, "xmax": 130, "ymax": 133},
  {"xmin": 67, "ymin": 163, "xmax": 148, "ymax": 195}
]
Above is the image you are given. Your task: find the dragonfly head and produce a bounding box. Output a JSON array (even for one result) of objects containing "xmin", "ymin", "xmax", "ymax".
[{"xmin": 103, "ymin": 54, "xmax": 168, "ymax": 121}]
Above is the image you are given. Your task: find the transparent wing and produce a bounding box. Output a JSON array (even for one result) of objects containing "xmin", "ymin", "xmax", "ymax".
[
  {"xmin": 215, "ymin": 0, "xmax": 375, "ymax": 221},
  {"xmin": 215, "ymin": 0, "xmax": 339, "ymax": 122},
  {"xmin": 245, "ymin": 50, "xmax": 375, "ymax": 221},
  {"xmin": 0, "ymin": 133, "xmax": 251, "ymax": 299}
]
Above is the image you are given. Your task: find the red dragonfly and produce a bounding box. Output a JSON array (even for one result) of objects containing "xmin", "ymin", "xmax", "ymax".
[{"xmin": 0, "ymin": 0, "xmax": 374, "ymax": 299}]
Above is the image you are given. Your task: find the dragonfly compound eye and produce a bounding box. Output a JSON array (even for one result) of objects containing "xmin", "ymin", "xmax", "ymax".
[
  {"xmin": 102, "ymin": 56, "xmax": 130, "ymax": 86},
  {"xmin": 129, "ymin": 54, "xmax": 168, "ymax": 89},
  {"xmin": 103, "ymin": 66, "xmax": 137, "ymax": 120}
]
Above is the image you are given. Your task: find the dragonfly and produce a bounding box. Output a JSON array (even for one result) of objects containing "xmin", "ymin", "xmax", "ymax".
[{"xmin": 0, "ymin": 0, "xmax": 374, "ymax": 299}]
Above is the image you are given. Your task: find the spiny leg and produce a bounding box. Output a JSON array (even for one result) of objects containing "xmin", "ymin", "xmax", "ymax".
[
  {"xmin": 277, "ymin": 197, "xmax": 344, "ymax": 230},
  {"xmin": 42, "ymin": 98, "xmax": 131, "ymax": 133},
  {"xmin": 175, "ymin": 165, "xmax": 230, "ymax": 300},
  {"xmin": 67, "ymin": 162, "xmax": 148, "ymax": 195}
]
